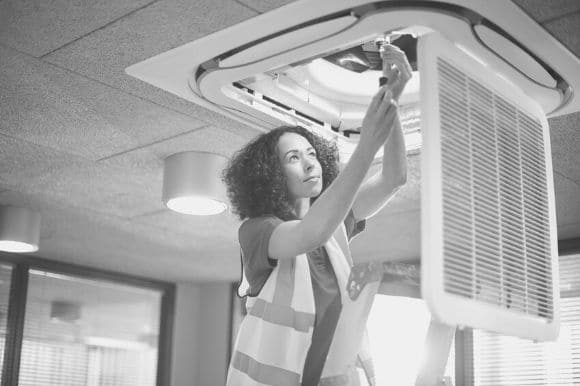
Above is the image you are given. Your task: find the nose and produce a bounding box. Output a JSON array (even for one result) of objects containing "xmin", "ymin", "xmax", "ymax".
[{"xmin": 303, "ymin": 156, "xmax": 315, "ymax": 172}]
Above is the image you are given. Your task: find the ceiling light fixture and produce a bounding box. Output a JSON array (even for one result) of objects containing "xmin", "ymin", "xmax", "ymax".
[
  {"xmin": 0, "ymin": 205, "xmax": 41, "ymax": 253},
  {"xmin": 162, "ymin": 151, "xmax": 228, "ymax": 216}
]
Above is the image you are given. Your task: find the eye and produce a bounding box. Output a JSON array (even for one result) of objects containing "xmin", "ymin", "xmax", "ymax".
[
  {"xmin": 308, "ymin": 151, "xmax": 317, "ymax": 158},
  {"xmin": 288, "ymin": 154, "xmax": 299, "ymax": 162}
]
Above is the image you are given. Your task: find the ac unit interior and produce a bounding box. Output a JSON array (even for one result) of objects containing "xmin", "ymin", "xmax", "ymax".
[{"xmin": 126, "ymin": 0, "xmax": 578, "ymax": 340}]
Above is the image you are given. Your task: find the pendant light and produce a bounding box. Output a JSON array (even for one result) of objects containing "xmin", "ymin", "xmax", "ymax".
[
  {"xmin": 162, "ymin": 151, "xmax": 228, "ymax": 215},
  {"xmin": 0, "ymin": 205, "xmax": 41, "ymax": 253}
]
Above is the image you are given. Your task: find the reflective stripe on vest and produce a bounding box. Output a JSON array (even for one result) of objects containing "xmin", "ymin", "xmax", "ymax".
[
  {"xmin": 319, "ymin": 368, "xmax": 360, "ymax": 386},
  {"xmin": 246, "ymin": 298, "xmax": 315, "ymax": 332},
  {"xmin": 231, "ymin": 351, "xmax": 301, "ymax": 386}
]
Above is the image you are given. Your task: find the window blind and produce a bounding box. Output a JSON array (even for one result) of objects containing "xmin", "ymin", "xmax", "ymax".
[
  {"xmin": 465, "ymin": 253, "xmax": 580, "ymax": 385},
  {"xmin": 18, "ymin": 270, "xmax": 161, "ymax": 386},
  {"xmin": 0, "ymin": 264, "xmax": 13, "ymax": 380}
]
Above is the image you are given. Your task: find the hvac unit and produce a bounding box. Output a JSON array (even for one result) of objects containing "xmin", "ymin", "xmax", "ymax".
[{"xmin": 126, "ymin": 0, "xmax": 580, "ymax": 341}]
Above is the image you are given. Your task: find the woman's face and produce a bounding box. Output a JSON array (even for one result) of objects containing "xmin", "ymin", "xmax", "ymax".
[{"xmin": 277, "ymin": 132, "xmax": 323, "ymax": 200}]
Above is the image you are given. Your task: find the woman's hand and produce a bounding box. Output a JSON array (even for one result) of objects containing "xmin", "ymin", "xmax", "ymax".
[
  {"xmin": 360, "ymin": 87, "xmax": 399, "ymax": 153},
  {"xmin": 381, "ymin": 44, "xmax": 412, "ymax": 101}
]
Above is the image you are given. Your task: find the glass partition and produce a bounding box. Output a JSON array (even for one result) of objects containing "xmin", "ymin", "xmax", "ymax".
[{"xmin": 18, "ymin": 270, "xmax": 162, "ymax": 386}]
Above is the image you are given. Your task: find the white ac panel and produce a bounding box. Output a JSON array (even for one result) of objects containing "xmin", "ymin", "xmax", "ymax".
[
  {"xmin": 125, "ymin": 1, "xmax": 578, "ymax": 340},
  {"xmin": 419, "ymin": 32, "xmax": 559, "ymax": 341},
  {"xmin": 125, "ymin": 0, "xmax": 580, "ymax": 136}
]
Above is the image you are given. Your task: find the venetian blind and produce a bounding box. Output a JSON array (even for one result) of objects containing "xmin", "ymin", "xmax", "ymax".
[
  {"xmin": 465, "ymin": 253, "xmax": 580, "ymax": 385},
  {"xmin": 18, "ymin": 270, "xmax": 160, "ymax": 386}
]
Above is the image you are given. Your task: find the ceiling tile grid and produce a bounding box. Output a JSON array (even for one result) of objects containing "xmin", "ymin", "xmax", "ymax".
[
  {"xmin": 0, "ymin": 0, "xmax": 157, "ymax": 57},
  {"xmin": 41, "ymin": 0, "xmax": 260, "ymax": 135},
  {"xmin": 0, "ymin": 45, "xmax": 209, "ymax": 161},
  {"xmin": 100, "ymin": 125, "xmax": 250, "ymax": 170}
]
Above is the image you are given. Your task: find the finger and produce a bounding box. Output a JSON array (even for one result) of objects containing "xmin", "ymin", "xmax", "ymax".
[
  {"xmin": 382, "ymin": 53, "xmax": 407, "ymax": 70},
  {"xmin": 385, "ymin": 69, "xmax": 401, "ymax": 88},
  {"xmin": 382, "ymin": 51, "xmax": 412, "ymax": 75},
  {"xmin": 381, "ymin": 50, "xmax": 406, "ymax": 67},
  {"xmin": 391, "ymin": 55, "xmax": 412, "ymax": 78},
  {"xmin": 381, "ymin": 44, "xmax": 405, "ymax": 58},
  {"xmin": 383, "ymin": 58, "xmax": 405, "ymax": 78},
  {"xmin": 381, "ymin": 44, "xmax": 404, "ymax": 56}
]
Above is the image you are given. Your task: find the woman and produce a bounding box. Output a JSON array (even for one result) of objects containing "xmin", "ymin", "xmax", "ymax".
[{"xmin": 223, "ymin": 46, "xmax": 411, "ymax": 386}]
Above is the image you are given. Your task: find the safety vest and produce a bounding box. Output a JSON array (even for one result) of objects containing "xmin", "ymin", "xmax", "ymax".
[{"xmin": 227, "ymin": 222, "xmax": 380, "ymax": 386}]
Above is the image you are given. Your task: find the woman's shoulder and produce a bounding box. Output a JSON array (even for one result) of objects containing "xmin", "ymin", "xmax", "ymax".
[{"xmin": 239, "ymin": 215, "xmax": 284, "ymax": 239}]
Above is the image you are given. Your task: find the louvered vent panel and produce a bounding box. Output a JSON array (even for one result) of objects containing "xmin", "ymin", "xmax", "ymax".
[{"xmin": 437, "ymin": 58, "xmax": 553, "ymax": 320}]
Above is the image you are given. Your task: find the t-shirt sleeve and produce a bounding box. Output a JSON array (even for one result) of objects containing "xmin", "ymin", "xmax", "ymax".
[
  {"xmin": 344, "ymin": 209, "xmax": 366, "ymax": 242},
  {"xmin": 239, "ymin": 216, "xmax": 284, "ymax": 296}
]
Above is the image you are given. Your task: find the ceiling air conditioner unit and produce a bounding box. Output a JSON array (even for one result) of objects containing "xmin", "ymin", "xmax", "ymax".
[{"xmin": 126, "ymin": 0, "xmax": 580, "ymax": 341}]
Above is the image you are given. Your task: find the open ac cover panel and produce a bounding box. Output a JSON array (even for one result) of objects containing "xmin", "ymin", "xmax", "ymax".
[{"xmin": 127, "ymin": 1, "xmax": 579, "ymax": 340}]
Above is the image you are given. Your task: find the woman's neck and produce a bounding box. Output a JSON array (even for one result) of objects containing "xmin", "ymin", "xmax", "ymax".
[{"xmin": 292, "ymin": 197, "xmax": 310, "ymax": 219}]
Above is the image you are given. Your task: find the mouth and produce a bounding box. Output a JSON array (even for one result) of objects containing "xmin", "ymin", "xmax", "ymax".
[{"xmin": 304, "ymin": 176, "xmax": 320, "ymax": 183}]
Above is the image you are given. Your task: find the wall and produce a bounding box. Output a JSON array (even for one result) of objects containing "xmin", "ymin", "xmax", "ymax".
[{"xmin": 171, "ymin": 282, "xmax": 232, "ymax": 386}]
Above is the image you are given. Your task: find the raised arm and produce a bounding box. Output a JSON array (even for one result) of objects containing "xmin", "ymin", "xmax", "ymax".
[
  {"xmin": 352, "ymin": 43, "xmax": 412, "ymax": 220},
  {"xmin": 268, "ymin": 88, "xmax": 399, "ymax": 260},
  {"xmin": 351, "ymin": 116, "xmax": 407, "ymax": 220}
]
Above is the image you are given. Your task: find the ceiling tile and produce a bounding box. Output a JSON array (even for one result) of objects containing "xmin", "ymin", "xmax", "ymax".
[
  {"xmin": 513, "ymin": 0, "xmax": 580, "ymax": 23},
  {"xmin": 134, "ymin": 209, "xmax": 240, "ymax": 242},
  {"xmin": 0, "ymin": 0, "xmax": 155, "ymax": 57},
  {"xmin": 553, "ymin": 173, "xmax": 580, "ymax": 235},
  {"xmin": 350, "ymin": 210, "xmax": 420, "ymax": 263},
  {"xmin": 549, "ymin": 112, "xmax": 580, "ymax": 184},
  {"xmin": 0, "ymin": 46, "xmax": 208, "ymax": 161},
  {"xmin": 235, "ymin": 0, "xmax": 295, "ymax": 13},
  {"xmin": 20, "ymin": 156, "xmax": 164, "ymax": 219},
  {"xmin": 100, "ymin": 125, "xmax": 251, "ymax": 171},
  {"xmin": 543, "ymin": 12, "xmax": 580, "ymax": 57},
  {"xmin": 0, "ymin": 133, "xmax": 80, "ymax": 186},
  {"xmin": 558, "ymin": 222, "xmax": 580, "ymax": 240},
  {"xmin": 238, "ymin": 0, "xmax": 580, "ymax": 20}
]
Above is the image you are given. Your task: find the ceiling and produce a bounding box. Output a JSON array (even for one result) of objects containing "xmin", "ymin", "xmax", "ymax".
[{"xmin": 0, "ymin": 0, "xmax": 579, "ymax": 283}]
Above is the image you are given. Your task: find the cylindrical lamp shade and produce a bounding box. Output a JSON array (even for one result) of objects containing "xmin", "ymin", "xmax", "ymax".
[
  {"xmin": 162, "ymin": 151, "xmax": 228, "ymax": 215},
  {"xmin": 0, "ymin": 206, "xmax": 41, "ymax": 253}
]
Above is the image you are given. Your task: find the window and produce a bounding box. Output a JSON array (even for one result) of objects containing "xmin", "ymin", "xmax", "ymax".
[
  {"xmin": 364, "ymin": 295, "xmax": 455, "ymax": 385},
  {"xmin": 0, "ymin": 256, "xmax": 173, "ymax": 386},
  {"xmin": 230, "ymin": 287, "xmax": 456, "ymax": 385},
  {"xmin": 467, "ymin": 253, "xmax": 580, "ymax": 385},
  {"xmin": 0, "ymin": 264, "xmax": 13, "ymax": 379}
]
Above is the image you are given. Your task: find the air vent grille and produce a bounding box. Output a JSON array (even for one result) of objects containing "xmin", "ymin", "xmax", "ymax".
[{"xmin": 438, "ymin": 58, "xmax": 553, "ymax": 320}]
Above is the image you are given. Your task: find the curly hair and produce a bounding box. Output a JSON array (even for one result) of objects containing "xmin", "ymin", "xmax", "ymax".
[{"xmin": 223, "ymin": 126, "xmax": 340, "ymax": 221}]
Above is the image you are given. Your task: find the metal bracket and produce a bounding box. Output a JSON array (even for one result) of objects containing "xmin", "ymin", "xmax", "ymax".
[{"xmin": 415, "ymin": 319, "xmax": 456, "ymax": 386}]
